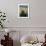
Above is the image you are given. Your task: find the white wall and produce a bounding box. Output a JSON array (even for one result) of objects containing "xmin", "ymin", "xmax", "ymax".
[
  {"xmin": 0, "ymin": 0, "xmax": 46, "ymax": 27},
  {"xmin": 0, "ymin": 1, "xmax": 46, "ymax": 46}
]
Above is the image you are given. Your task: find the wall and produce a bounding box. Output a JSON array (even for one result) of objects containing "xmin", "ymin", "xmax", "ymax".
[
  {"xmin": 0, "ymin": 0, "xmax": 46, "ymax": 27},
  {"xmin": 0, "ymin": 0, "xmax": 46, "ymax": 46}
]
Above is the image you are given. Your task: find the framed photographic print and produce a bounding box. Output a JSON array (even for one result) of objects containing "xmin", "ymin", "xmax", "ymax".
[{"xmin": 18, "ymin": 3, "xmax": 29, "ymax": 18}]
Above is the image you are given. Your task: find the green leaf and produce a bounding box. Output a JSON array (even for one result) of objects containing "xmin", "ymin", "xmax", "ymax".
[
  {"xmin": 0, "ymin": 12, "xmax": 2, "ymax": 13},
  {"xmin": 3, "ymin": 16, "xmax": 6, "ymax": 17},
  {"xmin": 1, "ymin": 25, "xmax": 3, "ymax": 28},
  {"xmin": 4, "ymin": 13, "xmax": 5, "ymax": 15},
  {"xmin": 0, "ymin": 21, "xmax": 1, "ymax": 23}
]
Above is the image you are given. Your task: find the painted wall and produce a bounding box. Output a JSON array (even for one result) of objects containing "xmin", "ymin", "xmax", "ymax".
[
  {"xmin": 0, "ymin": 0, "xmax": 46, "ymax": 27},
  {"xmin": 0, "ymin": 0, "xmax": 46, "ymax": 46}
]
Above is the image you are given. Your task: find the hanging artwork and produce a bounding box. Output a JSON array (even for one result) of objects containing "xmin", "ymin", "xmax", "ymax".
[{"xmin": 18, "ymin": 3, "xmax": 29, "ymax": 18}]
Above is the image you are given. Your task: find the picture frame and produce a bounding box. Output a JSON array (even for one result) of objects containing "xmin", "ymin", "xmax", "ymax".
[{"xmin": 18, "ymin": 3, "xmax": 29, "ymax": 18}]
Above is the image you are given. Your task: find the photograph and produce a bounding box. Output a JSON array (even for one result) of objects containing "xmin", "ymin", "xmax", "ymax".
[{"xmin": 18, "ymin": 4, "xmax": 29, "ymax": 18}]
